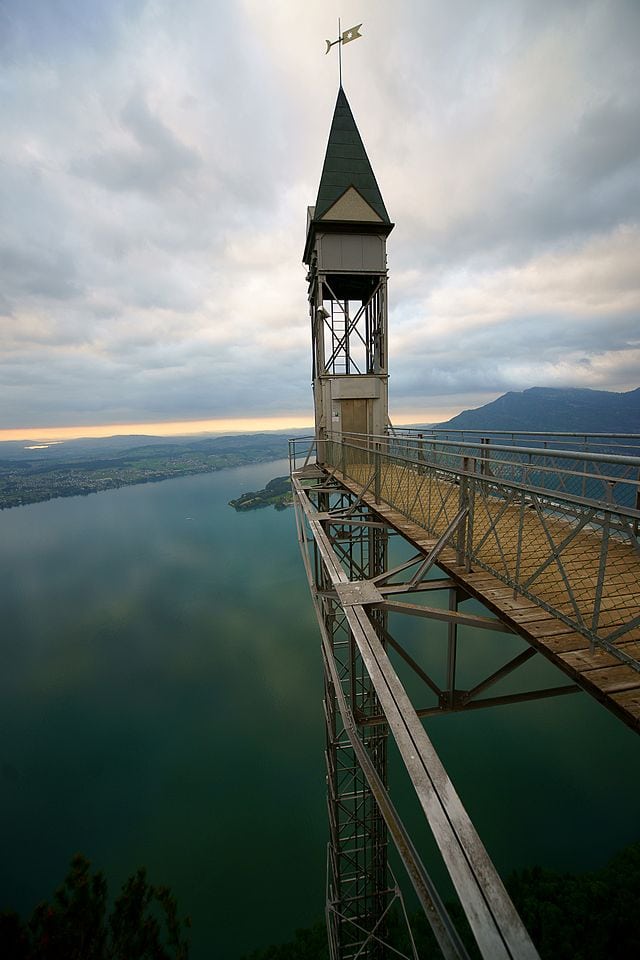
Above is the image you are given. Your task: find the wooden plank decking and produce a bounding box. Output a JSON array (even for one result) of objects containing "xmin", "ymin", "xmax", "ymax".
[{"xmin": 329, "ymin": 466, "xmax": 640, "ymax": 733}]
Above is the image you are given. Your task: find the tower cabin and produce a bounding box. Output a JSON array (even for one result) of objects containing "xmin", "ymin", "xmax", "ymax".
[{"xmin": 303, "ymin": 87, "xmax": 394, "ymax": 460}]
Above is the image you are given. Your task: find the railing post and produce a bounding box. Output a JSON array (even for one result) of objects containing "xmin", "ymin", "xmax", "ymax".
[
  {"xmin": 514, "ymin": 486, "xmax": 527, "ymax": 599},
  {"xmin": 375, "ymin": 442, "xmax": 381, "ymax": 504},
  {"xmin": 605, "ymin": 479, "xmax": 615, "ymax": 506},
  {"xmin": 480, "ymin": 437, "xmax": 490, "ymax": 476},
  {"xmin": 457, "ymin": 457, "xmax": 470, "ymax": 566},
  {"xmin": 466, "ymin": 458, "xmax": 476, "ymax": 573},
  {"xmin": 591, "ymin": 510, "xmax": 611, "ymax": 650}
]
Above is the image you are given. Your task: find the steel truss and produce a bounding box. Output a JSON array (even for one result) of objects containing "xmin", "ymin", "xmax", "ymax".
[
  {"xmin": 292, "ymin": 463, "xmax": 548, "ymax": 960},
  {"xmin": 317, "ymin": 486, "xmax": 394, "ymax": 959},
  {"xmin": 309, "ymin": 272, "xmax": 387, "ymax": 379}
]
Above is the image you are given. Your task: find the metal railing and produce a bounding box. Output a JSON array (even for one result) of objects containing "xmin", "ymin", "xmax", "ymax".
[
  {"xmin": 395, "ymin": 427, "xmax": 640, "ymax": 459},
  {"xmin": 385, "ymin": 433, "xmax": 640, "ymax": 514},
  {"xmin": 309, "ymin": 432, "xmax": 640, "ymax": 666},
  {"xmin": 288, "ymin": 435, "xmax": 317, "ymax": 475}
]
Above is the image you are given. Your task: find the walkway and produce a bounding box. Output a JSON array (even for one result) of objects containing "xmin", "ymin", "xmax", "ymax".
[{"xmin": 326, "ymin": 445, "xmax": 640, "ymax": 732}]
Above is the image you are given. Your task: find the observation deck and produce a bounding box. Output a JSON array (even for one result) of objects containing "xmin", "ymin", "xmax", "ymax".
[{"xmin": 294, "ymin": 430, "xmax": 640, "ymax": 731}]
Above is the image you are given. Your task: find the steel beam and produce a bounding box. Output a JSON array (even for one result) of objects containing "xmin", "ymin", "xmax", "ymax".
[{"xmin": 293, "ymin": 473, "xmax": 540, "ymax": 959}]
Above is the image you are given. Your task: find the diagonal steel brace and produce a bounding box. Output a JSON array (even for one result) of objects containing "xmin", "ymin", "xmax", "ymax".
[{"xmin": 409, "ymin": 506, "xmax": 469, "ymax": 588}]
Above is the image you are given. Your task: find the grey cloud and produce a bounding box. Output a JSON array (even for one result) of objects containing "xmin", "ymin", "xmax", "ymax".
[
  {"xmin": 392, "ymin": 309, "xmax": 639, "ymax": 402},
  {"xmin": 563, "ymin": 100, "xmax": 640, "ymax": 185},
  {"xmin": 0, "ymin": 245, "xmax": 80, "ymax": 300},
  {"xmin": 380, "ymin": 1, "xmax": 640, "ymax": 273},
  {"xmin": 0, "ymin": 344, "xmax": 312, "ymax": 429},
  {"xmin": 394, "ymin": 125, "xmax": 640, "ymax": 274},
  {"xmin": 398, "ymin": 308, "xmax": 638, "ymax": 362},
  {"xmin": 0, "ymin": 293, "xmax": 12, "ymax": 317},
  {"xmin": 1, "ymin": 0, "xmax": 639, "ymax": 430},
  {"xmin": 0, "ymin": 0, "xmax": 143, "ymax": 59},
  {"xmin": 72, "ymin": 93, "xmax": 201, "ymax": 195}
]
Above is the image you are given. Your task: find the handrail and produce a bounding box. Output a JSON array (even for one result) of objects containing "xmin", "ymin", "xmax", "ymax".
[
  {"xmin": 397, "ymin": 427, "xmax": 640, "ymax": 439},
  {"xmin": 310, "ymin": 435, "xmax": 640, "ymax": 663},
  {"xmin": 394, "ymin": 427, "xmax": 640, "ymax": 456},
  {"xmin": 336, "ymin": 430, "xmax": 640, "ymax": 469},
  {"xmin": 333, "ymin": 433, "xmax": 640, "ymax": 519}
]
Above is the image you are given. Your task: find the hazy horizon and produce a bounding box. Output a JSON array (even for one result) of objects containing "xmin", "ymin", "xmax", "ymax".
[
  {"xmin": 3, "ymin": 382, "xmax": 640, "ymax": 444},
  {"xmin": 0, "ymin": 405, "xmax": 464, "ymax": 443}
]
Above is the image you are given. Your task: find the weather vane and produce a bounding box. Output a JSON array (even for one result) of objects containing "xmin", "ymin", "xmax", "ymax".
[{"xmin": 325, "ymin": 19, "xmax": 362, "ymax": 85}]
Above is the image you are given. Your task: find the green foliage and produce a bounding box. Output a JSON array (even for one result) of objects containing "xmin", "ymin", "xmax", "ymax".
[
  {"xmin": 507, "ymin": 842, "xmax": 640, "ymax": 960},
  {"xmin": 4, "ymin": 844, "xmax": 639, "ymax": 959},
  {"xmin": 229, "ymin": 476, "xmax": 292, "ymax": 512},
  {"xmin": 0, "ymin": 854, "xmax": 190, "ymax": 960},
  {"xmin": 239, "ymin": 842, "xmax": 640, "ymax": 960}
]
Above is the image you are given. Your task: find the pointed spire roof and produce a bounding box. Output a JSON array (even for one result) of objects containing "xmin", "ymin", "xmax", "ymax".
[{"xmin": 313, "ymin": 87, "xmax": 391, "ymax": 224}]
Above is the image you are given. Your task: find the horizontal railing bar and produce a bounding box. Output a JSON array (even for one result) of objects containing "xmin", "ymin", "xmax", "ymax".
[
  {"xmin": 331, "ymin": 439, "xmax": 640, "ymax": 518},
  {"xmin": 396, "ymin": 428, "xmax": 640, "ymax": 440},
  {"xmin": 335, "ymin": 438, "xmax": 640, "ymax": 486},
  {"xmin": 336, "ymin": 430, "xmax": 640, "ymax": 470}
]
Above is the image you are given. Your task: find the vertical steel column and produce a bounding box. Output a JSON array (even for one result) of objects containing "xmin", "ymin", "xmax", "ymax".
[
  {"xmin": 323, "ymin": 504, "xmax": 392, "ymax": 959},
  {"xmin": 446, "ymin": 588, "xmax": 459, "ymax": 708}
]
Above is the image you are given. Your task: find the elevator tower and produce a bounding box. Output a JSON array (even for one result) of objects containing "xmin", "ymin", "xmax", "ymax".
[
  {"xmin": 304, "ymin": 87, "xmax": 394, "ymax": 458},
  {"xmin": 303, "ymin": 87, "xmax": 396, "ymax": 959}
]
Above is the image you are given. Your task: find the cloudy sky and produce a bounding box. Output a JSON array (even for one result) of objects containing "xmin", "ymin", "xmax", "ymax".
[{"xmin": 1, "ymin": 0, "xmax": 639, "ymax": 438}]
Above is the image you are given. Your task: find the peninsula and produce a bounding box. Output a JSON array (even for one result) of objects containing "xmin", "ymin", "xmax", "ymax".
[{"xmin": 228, "ymin": 476, "xmax": 292, "ymax": 511}]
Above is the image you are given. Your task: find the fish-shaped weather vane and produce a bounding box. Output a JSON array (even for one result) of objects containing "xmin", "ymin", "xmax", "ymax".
[{"xmin": 325, "ymin": 20, "xmax": 363, "ymax": 85}]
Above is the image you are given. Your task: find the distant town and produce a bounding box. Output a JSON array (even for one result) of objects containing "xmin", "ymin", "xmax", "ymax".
[{"xmin": 0, "ymin": 433, "xmax": 291, "ymax": 510}]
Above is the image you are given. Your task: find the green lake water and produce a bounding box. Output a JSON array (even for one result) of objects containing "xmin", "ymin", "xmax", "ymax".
[{"xmin": 1, "ymin": 458, "xmax": 638, "ymax": 957}]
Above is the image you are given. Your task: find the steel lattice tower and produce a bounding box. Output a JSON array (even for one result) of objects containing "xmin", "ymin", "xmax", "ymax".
[{"xmin": 303, "ymin": 86, "xmax": 396, "ymax": 959}]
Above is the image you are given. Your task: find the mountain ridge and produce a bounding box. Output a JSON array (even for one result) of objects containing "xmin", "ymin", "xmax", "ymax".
[{"xmin": 435, "ymin": 386, "xmax": 640, "ymax": 433}]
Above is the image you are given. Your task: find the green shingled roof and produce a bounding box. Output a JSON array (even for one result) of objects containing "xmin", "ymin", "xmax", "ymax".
[{"xmin": 314, "ymin": 87, "xmax": 390, "ymax": 223}]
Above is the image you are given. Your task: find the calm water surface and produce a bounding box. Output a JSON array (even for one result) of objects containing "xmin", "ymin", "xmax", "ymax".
[{"xmin": 1, "ymin": 459, "xmax": 638, "ymax": 957}]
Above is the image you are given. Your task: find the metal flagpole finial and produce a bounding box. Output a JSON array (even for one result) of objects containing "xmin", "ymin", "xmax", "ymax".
[{"xmin": 324, "ymin": 21, "xmax": 363, "ymax": 85}]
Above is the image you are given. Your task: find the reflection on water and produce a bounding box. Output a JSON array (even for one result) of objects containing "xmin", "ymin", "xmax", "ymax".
[{"xmin": 0, "ymin": 459, "xmax": 638, "ymax": 957}]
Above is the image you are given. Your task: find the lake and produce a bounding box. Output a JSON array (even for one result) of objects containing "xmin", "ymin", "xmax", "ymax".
[{"xmin": 1, "ymin": 459, "xmax": 638, "ymax": 958}]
